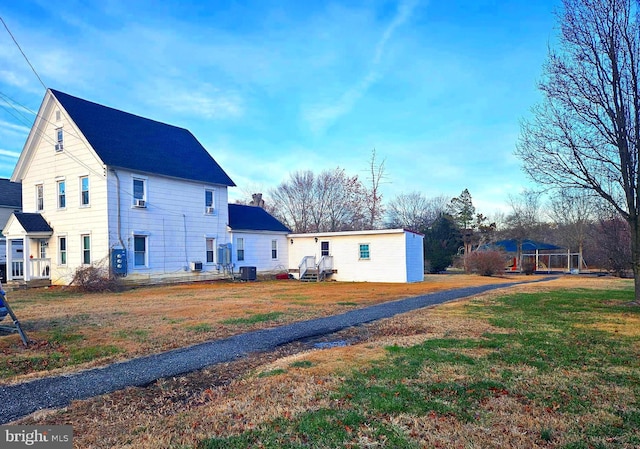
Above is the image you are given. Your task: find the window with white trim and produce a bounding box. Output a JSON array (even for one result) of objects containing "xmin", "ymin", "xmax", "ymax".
[
  {"xmin": 134, "ymin": 235, "xmax": 147, "ymax": 267},
  {"xmin": 57, "ymin": 180, "xmax": 66, "ymax": 209},
  {"xmin": 55, "ymin": 128, "xmax": 64, "ymax": 152},
  {"xmin": 205, "ymin": 189, "xmax": 214, "ymax": 214},
  {"xmin": 35, "ymin": 184, "xmax": 43, "ymax": 211},
  {"xmin": 59, "ymin": 236, "xmax": 67, "ymax": 265},
  {"xmin": 206, "ymin": 238, "xmax": 215, "ymax": 263},
  {"xmin": 359, "ymin": 243, "xmax": 370, "ymax": 260},
  {"xmin": 133, "ymin": 178, "xmax": 146, "ymax": 207},
  {"xmin": 271, "ymin": 240, "xmax": 278, "ymax": 259},
  {"xmin": 80, "ymin": 176, "xmax": 90, "ymax": 206},
  {"xmin": 81, "ymin": 234, "xmax": 91, "ymax": 265},
  {"xmin": 237, "ymin": 238, "xmax": 244, "ymax": 261}
]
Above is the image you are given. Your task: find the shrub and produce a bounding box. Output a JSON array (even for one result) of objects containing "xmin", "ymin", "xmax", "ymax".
[
  {"xmin": 466, "ymin": 250, "xmax": 507, "ymax": 276},
  {"xmin": 70, "ymin": 265, "xmax": 122, "ymax": 292},
  {"xmin": 522, "ymin": 260, "xmax": 536, "ymax": 275}
]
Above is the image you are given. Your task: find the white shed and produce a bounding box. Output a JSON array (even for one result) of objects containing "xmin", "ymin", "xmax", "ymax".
[{"xmin": 288, "ymin": 229, "xmax": 424, "ymax": 283}]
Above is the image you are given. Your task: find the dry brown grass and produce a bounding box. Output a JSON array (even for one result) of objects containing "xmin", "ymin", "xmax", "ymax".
[
  {"xmin": 9, "ymin": 274, "xmax": 636, "ymax": 448},
  {"xmin": 1, "ymin": 274, "xmax": 534, "ymax": 383}
]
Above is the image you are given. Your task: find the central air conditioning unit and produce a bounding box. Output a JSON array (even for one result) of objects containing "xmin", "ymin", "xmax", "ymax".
[
  {"xmin": 190, "ymin": 261, "xmax": 203, "ymax": 272},
  {"xmin": 134, "ymin": 199, "xmax": 146, "ymax": 208},
  {"xmin": 239, "ymin": 266, "xmax": 257, "ymax": 281}
]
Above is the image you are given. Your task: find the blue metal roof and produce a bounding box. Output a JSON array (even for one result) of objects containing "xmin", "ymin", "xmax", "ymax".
[
  {"xmin": 13, "ymin": 213, "xmax": 53, "ymax": 233},
  {"xmin": 228, "ymin": 204, "xmax": 290, "ymax": 232},
  {"xmin": 493, "ymin": 239, "xmax": 563, "ymax": 252},
  {"xmin": 51, "ymin": 89, "xmax": 235, "ymax": 186},
  {"xmin": 0, "ymin": 179, "xmax": 21, "ymax": 208}
]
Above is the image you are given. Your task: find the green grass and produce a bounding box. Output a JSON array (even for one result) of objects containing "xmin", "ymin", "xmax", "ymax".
[
  {"xmin": 0, "ymin": 345, "xmax": 122, "ymax": 377},
  {"xmin": 200, "ymin": 287, "xmax": 640, "ymax": 448},
  {"xmin": 221, "ymin": 312, "xmax": 285, "ymax": 326},
  {"xmin": 186, "ymin": 323, "xmax": 213, "ymax": 333}
]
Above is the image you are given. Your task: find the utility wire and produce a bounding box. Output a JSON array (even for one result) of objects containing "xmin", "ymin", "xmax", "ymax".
[{"xmin": 0, "ymin": 16, "xmax": 46, "ymax": 90}]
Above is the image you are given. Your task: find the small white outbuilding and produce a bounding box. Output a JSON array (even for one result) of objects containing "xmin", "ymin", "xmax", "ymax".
[{"xmin": 288, "ymin": 229, "xmax": 424, "ymax": 283}]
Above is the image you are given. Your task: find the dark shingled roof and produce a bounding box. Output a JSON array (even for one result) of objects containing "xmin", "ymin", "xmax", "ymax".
[
  {"xmin": 0, "ymin": 178, "xmax": 22, "ymax": 209},
  {"xmin": 50, "ymin": 89, "xmax": 235, "ymax": 186},
  {"xmin": 228, "ymin": 204, "xmax": 290, "ymax": 232},
  {"xmin": 13, "ymin": 213, "xmax": 53, "ymax": 233}
]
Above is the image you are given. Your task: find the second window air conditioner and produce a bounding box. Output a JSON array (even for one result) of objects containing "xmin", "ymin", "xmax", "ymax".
[{"xmin": 134, "ymin": 199, "xmax": 146, "ymax": 208}]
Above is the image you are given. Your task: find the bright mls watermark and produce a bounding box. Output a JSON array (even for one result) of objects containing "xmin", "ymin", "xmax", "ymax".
[{"xmin": 0, "ymin": 425, "xmax": 72, "ymax": 448}]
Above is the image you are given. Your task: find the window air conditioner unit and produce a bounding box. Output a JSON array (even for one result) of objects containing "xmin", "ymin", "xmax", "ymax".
[
  {"xmin": 55, "ymin": 143, "xmax": 64, "ymax": 152},
  {"xmin": 190, "ymin": 261, "xmax": 203, "ymax": 271},
  {"xmin": 206, "ymin": 206, "xmax": 214, "ymax": 214},
  {"xmin": 134, "ymin": 199, "xmax": 146, "ymax": 208}
]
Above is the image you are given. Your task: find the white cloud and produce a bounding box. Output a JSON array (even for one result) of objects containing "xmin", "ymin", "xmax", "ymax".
[
  {"xmin": 146, "ymin": 83, "xmax": 243, "ymax": 120},
  {"xmin": 0, "ymin": 148, "xmax": 21, "ymax": 158},
  {"xmin": 304, "ymin": 0, "xmax": 419, "ymax": 134},
  {"xmin": 0, "ymin": 119, "xmax": 30, "ymax": 135}
]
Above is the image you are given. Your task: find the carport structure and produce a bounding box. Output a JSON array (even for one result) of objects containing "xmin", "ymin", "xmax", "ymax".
[{"xmin": 493, "ymin": 239, "xmax": 586, "ymax": 273}]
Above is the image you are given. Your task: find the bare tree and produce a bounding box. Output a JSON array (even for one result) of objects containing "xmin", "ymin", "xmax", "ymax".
[
  {"xmin": 269, "ymin": 168, "xmax": 367, "ymax": 233},
  {"xmin": 269, "ymin": 171, "xmax": 315, "ymax": 233},
  {"xmin": 504, "ymin": 190, "xmax": 543, "ymax": 270},
  {"xmin": 516, "ymin": 0, "xmax": 640, "ymax": 302},
  {"xmin": 386, "ymin": 192, "xmax": 448, "ymax": 231},
  {"xmin": 547, "ymin": 189, "xmax": 599, "ymax": 269},
  {"xmin": 365, "ymin": 149, "xmax": 387, "ymax": 229}
]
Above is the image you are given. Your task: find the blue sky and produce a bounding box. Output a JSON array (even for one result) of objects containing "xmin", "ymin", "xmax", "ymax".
[{"xmin": 0, "ymin": 0, "xmax": 559, "ymax": 216}]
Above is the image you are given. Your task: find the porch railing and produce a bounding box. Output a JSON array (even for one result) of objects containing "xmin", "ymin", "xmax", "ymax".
[{"xmin": 30, "ymin": 258, "xmax": 51, "ymax": 279}]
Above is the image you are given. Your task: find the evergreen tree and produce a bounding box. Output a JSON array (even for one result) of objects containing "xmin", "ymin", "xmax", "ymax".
[{"xmin": 423, "ymin": 215, "xmax": 462, "ymax": 273}]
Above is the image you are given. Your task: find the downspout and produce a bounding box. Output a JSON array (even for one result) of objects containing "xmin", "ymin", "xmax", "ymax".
[{"xmin": 110, "ymin": 169, "xmax": 126, "ymax": 249}]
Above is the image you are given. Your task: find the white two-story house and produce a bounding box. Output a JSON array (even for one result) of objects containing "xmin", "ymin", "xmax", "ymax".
[
  {"xmin": 4, "ymin": 89, "xmax": 243, "ymax": 286},
  {"xmin": 4, "ymin": 89, "xmax": 424, "ymax": 286}
]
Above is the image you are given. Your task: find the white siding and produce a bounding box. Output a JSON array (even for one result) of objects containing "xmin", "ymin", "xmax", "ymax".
[
  {"xmin": 288, "ymin": 229, "xmax": 424, "ymax": 283},
  {"xmin": 229, "ymin": 231, "xmax": 289, "ymax": 273},
  {"xmin": 107, "ymin": 169, "xmax": 231, "ymax": 282},
  {"xmin": 16, "ymin": 100, "xmax": 109, "ymax": 285}
]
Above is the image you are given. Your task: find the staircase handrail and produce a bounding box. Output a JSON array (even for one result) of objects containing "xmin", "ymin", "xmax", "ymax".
[
  {"xmin": 317, "ymin": 255, "xmax": 333, "ymax": 274},
  {"xmin": 298, "ymin": 256, "xmax": 316, "ymax": 280}
]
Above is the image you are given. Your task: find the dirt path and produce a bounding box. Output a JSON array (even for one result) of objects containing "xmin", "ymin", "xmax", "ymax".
[{"xmin": 0, "ymin": 277, "xmax": 556, "ymax": 424}]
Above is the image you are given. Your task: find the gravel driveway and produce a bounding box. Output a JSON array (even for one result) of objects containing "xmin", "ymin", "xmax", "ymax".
[{"xmin": 0, "ymin": 277, "xmax": 554, "ymax": 424}]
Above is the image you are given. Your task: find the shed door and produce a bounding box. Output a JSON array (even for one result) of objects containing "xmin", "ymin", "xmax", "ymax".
[{"xmin": 321, "ymin": 241, "xmax": 330, "ymax": 256}]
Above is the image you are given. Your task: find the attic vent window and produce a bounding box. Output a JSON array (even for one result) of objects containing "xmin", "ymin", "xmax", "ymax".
[
  {"xmin": 55, "ymin": 128, "xmax": 64, "ymax": 152},
  {"xmin": 55, "ymin": 110, "xmax": 61, "ymax": 121}
]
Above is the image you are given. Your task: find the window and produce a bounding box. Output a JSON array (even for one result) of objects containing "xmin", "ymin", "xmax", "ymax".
[
  {"xmin": 134, "ymin": 235, "xmax": 147, "ymax": 267},
  {"xmin": 39, "ymin": 240, "xmax": 47, "ymax": 259},
  {"xmin": 81, "ymin": 234, "xmax": 91, "ymax": 265},
  {"xmin": 55, "ymin": 128, "xmax": 64, "ymax": 151},
  {"xmin": 205, "ymin": 189, "xmax": 214, "ymax": 214},
  {"xmin": 35, "ymin": 184, "xmax": 43, "ymax": 211},
  {"xmin": 80, "ymin": 176, "xmax": 90, "ymax": 206},
  {"xmin": 133, "ymin": 178, "xmax": 146, "ymax": 207},
  {"xmin": 359, "ymin": 243, "xmax": 370, "ymax": 260},
  {"xmin": 321, "ymin": 241, "xmax": 330, "ymax": 257},
  {"xmin": 59, "ymin": 237, "xmax": 67, "ymax": 265},
  {"xmin": 271, "ymin": 240, "xmax": 278, "ymax": 259},
  {"xmin": 237, "ymin": 238, "xmax": 244, "ymax": 261},
  {"xmin": 57, "ymin": 180, "xmax": 66, "ymax": 209},
  {"xmin": 206, "ymin": 238, "xmax": 215, "ymax": 263}
]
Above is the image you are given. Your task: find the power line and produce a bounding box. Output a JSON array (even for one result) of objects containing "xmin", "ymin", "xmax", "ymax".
[{"xmin": 0, "ymin": 16, "xmax": 46, "ymax": 90}]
